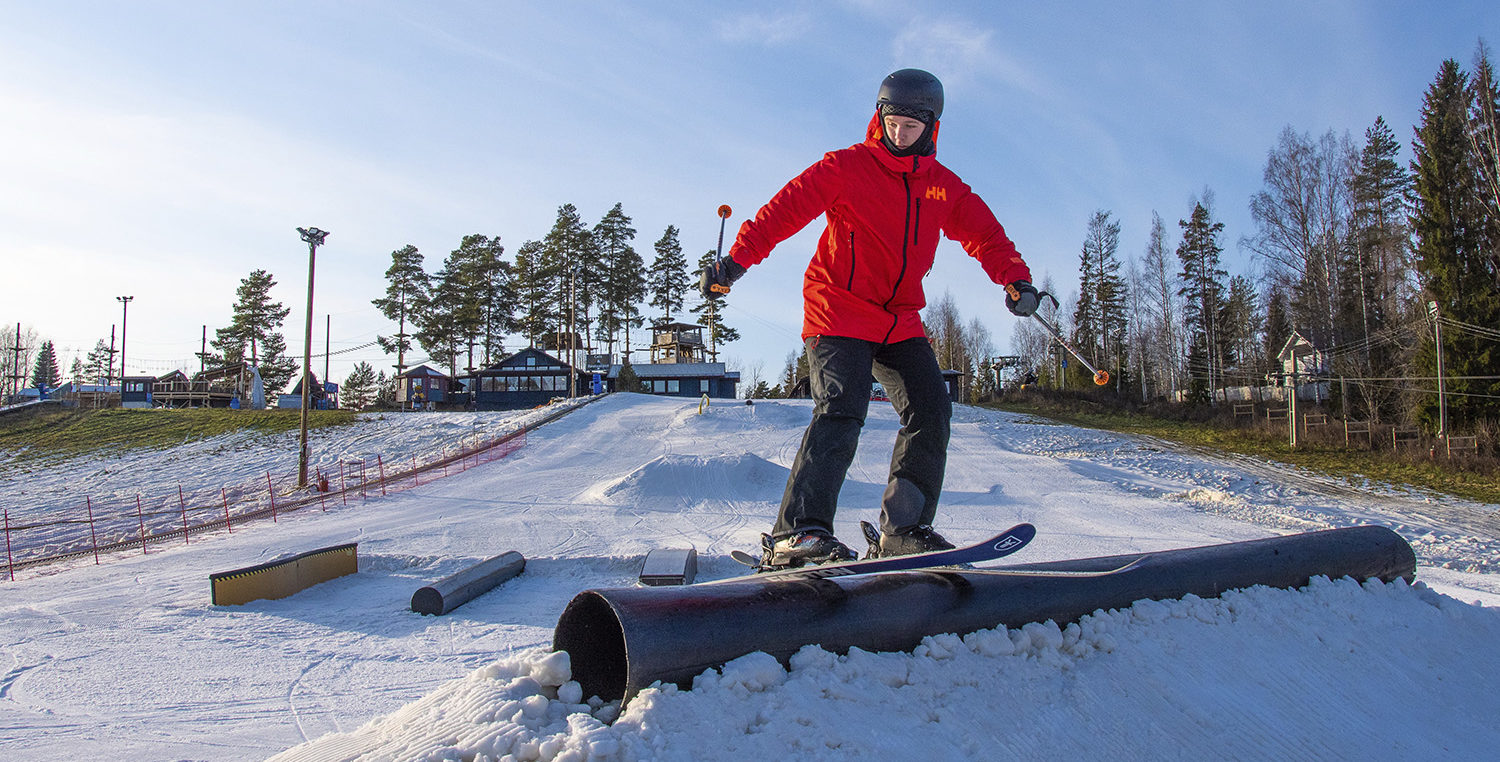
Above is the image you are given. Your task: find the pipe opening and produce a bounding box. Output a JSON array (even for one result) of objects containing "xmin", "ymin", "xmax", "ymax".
[{"xmin": 552, "ymin": 590, "xmax": 628, "ymax": 702}]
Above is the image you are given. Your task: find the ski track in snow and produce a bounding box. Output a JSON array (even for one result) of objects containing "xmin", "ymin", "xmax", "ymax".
[{"xmin": 0, "ymin": 394, "xmax": 1496, "ymax": 760}]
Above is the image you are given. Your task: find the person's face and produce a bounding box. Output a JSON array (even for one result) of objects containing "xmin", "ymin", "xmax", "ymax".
[{"xmin": 882, "ymin": 114, "xmax": 927, "ymax": 149}]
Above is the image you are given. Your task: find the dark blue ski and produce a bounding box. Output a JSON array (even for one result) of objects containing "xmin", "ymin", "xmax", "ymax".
[{"xmin": 720, "ymin": 522, "xmax": 1036, "ymax": 583}]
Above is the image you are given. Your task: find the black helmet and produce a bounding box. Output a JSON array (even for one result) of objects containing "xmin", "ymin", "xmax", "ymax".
[{"xmin": 876, "ymin": 68, "xmax": 944, "ymax": 123}]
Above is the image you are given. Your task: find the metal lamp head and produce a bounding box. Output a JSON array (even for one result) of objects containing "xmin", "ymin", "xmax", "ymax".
[{"xmin": 297, "ymin": 227, "xmax": 330, "ymax": 246}]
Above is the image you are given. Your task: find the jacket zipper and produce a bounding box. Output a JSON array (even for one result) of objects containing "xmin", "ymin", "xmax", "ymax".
[
  {"xmin": 880, "ymin": 173, "xmax": 914, "ymax": 343},
  {"xmin": 847, "ymin": 231, "xmax": 857, "ymax": 290}
]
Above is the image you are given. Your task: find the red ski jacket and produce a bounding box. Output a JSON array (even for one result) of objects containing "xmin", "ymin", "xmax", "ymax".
[{"xmin": 727, "ymin": 112, "xmax": 1032, "ymax": 344}]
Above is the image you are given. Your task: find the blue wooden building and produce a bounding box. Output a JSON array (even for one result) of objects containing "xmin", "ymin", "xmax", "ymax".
[
  {"xmin": 607, "ymin": 321, "xmax": 739, "ymax": 399},
  {"xmin": 463, "ymin": 348, "xmax": 590, "ymax": 410}
]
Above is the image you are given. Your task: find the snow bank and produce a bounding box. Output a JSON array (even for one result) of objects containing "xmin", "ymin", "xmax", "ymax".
[{"xmin": 274, "ymin": 576, "xmax": 1500, "ymax": 761}]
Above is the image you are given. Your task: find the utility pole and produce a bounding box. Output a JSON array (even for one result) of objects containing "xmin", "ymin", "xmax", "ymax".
[
  {"xmin": 8, "ymin": 323, "xmax": 24, "ymax": 399},
  {"xmin": 324, "ymin": 314, "xmax": 331, "ymax": 397},
  {"xmin": 116, "ymin": 296, "xmax": 134, "ymax": 384},
  {"xmin": 1289, "ymin": 367, "xmax": 1299, "ymax": 449},
  {"xmin": 1428, "ymin": 301, "xmax": 1448, "ymax": 439},
  {"xmin": 200, "ymin": 325, "xmax": 207, "ymax": 376},
  {"xmin": 296, "ymin": 227, "xmax": 329, "ymax": 489},
  {"xmin": 106, "ymin": 326, "xmax": 116, "ymax": 387},
  {"xmin": 568, "ymin": 267, "xmax": 578, "ymax": 399}
]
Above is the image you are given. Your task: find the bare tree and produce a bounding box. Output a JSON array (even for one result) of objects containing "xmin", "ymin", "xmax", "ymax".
[
  {"xmin": 1139, "ymin": 212, "xmax": 1182, "ymax": 398},
  {"xmin": 1, "ymin": 323, "xmax": 40, "ymax": 398},
  {"xmin": 1244, "ymin": 126, "xmax": 1357, "ymax": 348}
]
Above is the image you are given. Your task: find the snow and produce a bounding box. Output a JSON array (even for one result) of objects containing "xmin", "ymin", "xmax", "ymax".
[{"xmin": 2, "ymin": 393, "xmax": 1498, "ymax": 760}]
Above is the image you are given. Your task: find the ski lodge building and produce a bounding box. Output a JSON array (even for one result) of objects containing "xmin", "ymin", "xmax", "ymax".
[{"xmin": 458, "ymin": 322, "xmax": 739, "ymax": 411}]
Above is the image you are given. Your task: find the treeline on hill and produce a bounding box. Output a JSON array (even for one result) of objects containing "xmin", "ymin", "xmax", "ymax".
[
  {"xmin": 10, "ymin": 202, "xmax": 739, "ymax": 412},
  {"xmin": 341, "ymin": 202, "xmax": 744, "ymax": 409},
  {"xmin": 364, "ymin": 202, "xmax": 737, "ymax": 381},
  {"xmin": 1005, "ymin": 46, "xmax": 1500, "ymax": 445}
]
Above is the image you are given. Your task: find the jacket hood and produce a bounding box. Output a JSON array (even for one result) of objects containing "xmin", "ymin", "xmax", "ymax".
[{"xmin": 864, "ymin": 111, "xmax": 940, "ymax": 172}]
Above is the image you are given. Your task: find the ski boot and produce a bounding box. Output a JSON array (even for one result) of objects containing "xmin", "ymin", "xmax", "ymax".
[
  {"xmin": 860, "ymin": 521, "xmax": 955, "ymax": 558},
  {"xmin": 756, "ymin": 529, "xmax": 857, "ymax": 570}
]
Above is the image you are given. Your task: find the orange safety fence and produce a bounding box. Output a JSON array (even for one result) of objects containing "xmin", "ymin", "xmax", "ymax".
[{"xmin": 2, "ymin": 426, "xmax": 529, "ymax": 581}]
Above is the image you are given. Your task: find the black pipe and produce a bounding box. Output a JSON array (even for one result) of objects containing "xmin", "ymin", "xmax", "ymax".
[
  {"xmin": 553, "ymin": 526, "xmax": 1415, "ymax": 703},
  {"xmin": 411, "ymin": 551, "xmax": 525, "ymax": 616}
]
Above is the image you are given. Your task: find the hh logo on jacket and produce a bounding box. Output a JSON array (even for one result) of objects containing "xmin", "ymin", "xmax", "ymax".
[{"xmin": 924, "ymin": 186, "xmax": 947, "ymax": 201}]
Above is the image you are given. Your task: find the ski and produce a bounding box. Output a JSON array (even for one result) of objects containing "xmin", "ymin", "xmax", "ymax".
[
  {"xmin": 716, "ymin": 522, "xmax": 1036, "ymax": 583},
  {"xmin": 965, "ymin": 556, "xmax": 1145, "ymax": 578}
]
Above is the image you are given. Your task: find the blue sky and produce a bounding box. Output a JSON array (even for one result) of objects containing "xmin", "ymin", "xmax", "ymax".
[{"xmin": 2, "ymin": 1, "xmax": 1494, "ymax": 390}]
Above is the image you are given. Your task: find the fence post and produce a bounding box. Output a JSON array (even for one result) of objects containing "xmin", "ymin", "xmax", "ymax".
[
  {"xmin": 340, "ymin": 461, "xmax": 349, "ymax": 506},
  {"xmin": 222, "ymin": 487, "xmax": 233, "ymax": 533},
  {"xmin": 267, "ymin": 472, "xmax": 277, "ymax": 522},
  {"xmin": 377, "ymin": 455, "xmax": 388, "ymax": 497},
  {"xmin": 360, "ymin": 461, "xmax": 368, "ymax": 500},
  {"xmin": 86, "ymin": 497, "xmax": 100, "ymax": 564},
  {"xmin": 3, "ymin": 508, "xmax": 14, "ymax": 582},
  {"xmin": 178, "ymin": 485, "xmax": 190, "ymax": 544},
  {"xmin": 412, "ymin": 455, "xmax": 419, "ymax": 487},
  {"xmin": 135, "ymin": 494, "xmax": 148, "ymax": 555},
  {"xmin": 316, "ymin": 468, "xmax": 327, "ymax": 511}
]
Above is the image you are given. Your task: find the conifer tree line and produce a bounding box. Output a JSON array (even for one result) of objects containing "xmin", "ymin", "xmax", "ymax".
[
  {"xmin": 369, "ymin": 202, "xmax": 735, "ymax": 387},
  {"xmin": 1011, "ymin": 45, "xmax": 1500, "ymax": 434}
]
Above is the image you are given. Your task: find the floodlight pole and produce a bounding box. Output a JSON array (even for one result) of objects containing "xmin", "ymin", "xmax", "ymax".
[{"xmin": 296, "ymin": 227, "xmax": 329, "ymax": 489}]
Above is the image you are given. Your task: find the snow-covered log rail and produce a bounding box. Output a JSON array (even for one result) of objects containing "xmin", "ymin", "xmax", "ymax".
[{"xmin": 554, "ymin": 525, "xmax": 1416, "ymax": 703}]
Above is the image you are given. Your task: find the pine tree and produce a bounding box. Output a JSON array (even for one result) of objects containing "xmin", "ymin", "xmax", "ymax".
[
  {"xmin": 375, "ymin": 370, "xmax": 396, "ymax": 407},
  {"xmin": 1219, "ymin": 275, "xmax": 1261, "ymax": 383},
  {"xmin": 1177, "ymin": 202, "xmax": 1228, "ymax": 403},
  {"xmin": 594, "ymin": 203, "xmax": 646, "ymax": 358},
  {"xmin": 540, "ymin": 204, "xmax": 598, "ymax": 355},
  {"xmin": 512, "ymin": 240, "xmax": 554, "ymax": 348},
  {"xmin": 1412, "ymin": 58, "xmax": 1500, "ymax": 428},
  {"xmin": 83, "ymin": 339, "xmax": 114, "ymax": 385},
  {"xmin": 1468, "ymin": 42, "xmax": 1500, "ymax": 285},
  {"xmin": 649, "ymin": 225, "xmax": 689, "ymax": 323},
  {"xmin": 210, "ymin": 270, "xmax": 297, "ymax": 393},
  {"xmin": 341, "ymin": 361, "xmax": 378, "ymax": 410},
  {"xmin": 1344, "ymin": 116, "xmax": 1417, "ymax": 421},
  {"xmin": 372, "ymin": 244, "xmax": 429, "ymax": 376},
  {"xmin": 1072, "ymin": 210, "xmax": 1127, "ymax": 388},
  {"xmin": 690, "ymin": 250, "xmax": 740, "ymax": 354},
  {"xmin": 444, "ymin": 234, "xmax": 512, "ymax": 370},
  {"xmin": 1264, "ymin": 284, "xmax": 1293, "ymax": 377},
  {"xmin": 616, "ymin": 356, "xmax": 646, "ymax": 393},
  {"xmin": 415, "ymin": 257, "xmax": 467, "ymax": 379},
  {"xmin": 30, "ymin": 340, "xmax": 60, "ymax": 390}
]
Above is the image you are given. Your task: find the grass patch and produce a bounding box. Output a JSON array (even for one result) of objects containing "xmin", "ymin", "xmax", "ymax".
[
  {"xmin": 991, "ymin": 397, "xmax": 1500, "ymax": 505},
  {"xmin": 0, "ymin": 406, "xmax": 357, "ymax": 460}
]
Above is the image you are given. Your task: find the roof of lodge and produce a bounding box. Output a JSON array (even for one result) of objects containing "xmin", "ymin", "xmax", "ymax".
[{"xmin": 608, "ymin": 363, "xmax": 739, "ymax": 380}]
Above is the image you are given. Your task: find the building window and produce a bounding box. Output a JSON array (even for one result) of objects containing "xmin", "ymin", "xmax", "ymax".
[{"xmin": 649, "ymin": 379, "xmax": 680, "ymax": 394}]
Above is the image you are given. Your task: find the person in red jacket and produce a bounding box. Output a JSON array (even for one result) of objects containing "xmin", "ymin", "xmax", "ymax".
[{"xmin": 701, "ymin": 68, "xmax": 1040, "ymax": 568}]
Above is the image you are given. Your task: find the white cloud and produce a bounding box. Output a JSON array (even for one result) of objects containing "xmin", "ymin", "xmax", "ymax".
[
  {"xmin": 890, "ymin": 17, "xmax": 1047, "ymax": 99},
  {"xmin": 714, "ymin": 10, "xmax": 816, "ymax": 46}
]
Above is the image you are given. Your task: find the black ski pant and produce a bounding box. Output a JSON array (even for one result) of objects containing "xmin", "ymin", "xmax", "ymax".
[{"xmin": 774, "ymin": 335, "xmax": 952, "ymax": 538}]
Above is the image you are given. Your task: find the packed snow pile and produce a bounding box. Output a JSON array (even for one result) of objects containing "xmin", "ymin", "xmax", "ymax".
[
  {"xmin": 2, "ymin": 394, "xmax": 1497, "ymax": 760},
  {"xmin": 582, "ymin": 453, "xmax": 789, "ymax": 504},
  {"xmin": 272, "ymin": 576, "xmax": 1500, "ymax": 761}
]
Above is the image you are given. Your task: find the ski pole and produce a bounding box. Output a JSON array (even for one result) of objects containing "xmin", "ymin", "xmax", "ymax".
[
  {"xmin": 1031, "ymin": 292, "xmax": 1110, "ymax": 386},
  {"xmin": 710, "ymin": 204, "xmax": 733, "ymax": 295}
]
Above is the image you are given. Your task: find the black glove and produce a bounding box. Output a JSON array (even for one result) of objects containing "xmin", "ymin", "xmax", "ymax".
[
  {"xmin": 699, "ymin": 257, "xmax": 746, "ymax": 300},
  {"xmin": 1004, "ymin": 280, "xmax": 1039, "ymax": 317}
]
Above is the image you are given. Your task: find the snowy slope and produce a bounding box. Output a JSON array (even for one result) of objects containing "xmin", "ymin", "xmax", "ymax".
[{"xmin": 1, "ymin": 394, "xmax": 1497, "ymax": 760}]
